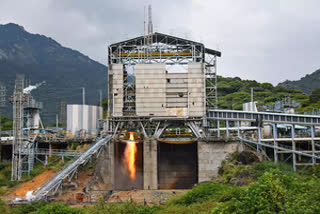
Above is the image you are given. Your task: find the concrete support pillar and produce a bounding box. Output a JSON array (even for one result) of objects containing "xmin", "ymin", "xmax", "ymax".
[
  {"xmin": 257, "ymin": 126, "xmax": 262, "ymax": 152},
  {"xmin": 226, "ymin": 120, "xmax": 230, "ymax": 138},
  {"xmin": 143, "ymin": 137, "xmax": 158, "ymax": 190},
  {"xmin": 291, "ymin": 125, "xmax": 296, "ymax": 172},
  {"xmin": 272, "ymin": 124, "xmax": 278, "ymax": 163},
  {"xmin": 311, "ymin": 125, "xmax": 316, "ymax": 164},
  {"xmin": 237, "ymin": 121, "xmax": 240, "ymax": 137},
  {"xmin": 49, "ymin": 144, "xmax": 52, "ymax": 156},
  {"xmin": 217, "ymin": 121, "xmax": 220, "ymax": 138},
  {"xmin": 106, "ymin": 140, "xmax": 115, "ymax": 190}
]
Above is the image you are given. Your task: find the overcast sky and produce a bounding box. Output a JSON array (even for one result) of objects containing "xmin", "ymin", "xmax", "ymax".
[{"xmin": 1, "ymin": 0, "xmax": 319, "ymax": 85}]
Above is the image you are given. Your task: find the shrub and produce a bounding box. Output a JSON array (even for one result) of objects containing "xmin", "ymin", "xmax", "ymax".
[{"xmin": 30, "ymin": 203, "xmax": 84, "ymax": 214}]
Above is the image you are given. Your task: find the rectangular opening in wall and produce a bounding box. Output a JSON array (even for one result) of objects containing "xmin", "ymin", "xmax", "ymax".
[{"xmin": 158, "ymin": 142, "xmax": 198, "ymax": 189}]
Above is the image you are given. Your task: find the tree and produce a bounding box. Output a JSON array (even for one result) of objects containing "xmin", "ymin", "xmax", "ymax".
[{"xmin": 309, "ymin": 88, "xmax": 320, "ymax": 103}]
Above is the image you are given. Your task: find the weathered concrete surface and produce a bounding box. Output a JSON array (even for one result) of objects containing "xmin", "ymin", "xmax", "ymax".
[
  {"xmin": 198, "ymin": 140, "xmax": 241, "ymax": 182},
  {"xmin": 86, "ymin": 140, "xmax": 114, "ymax": 191},
  {"xmin": 143, "ymin": 137, "xmax": 158, "ymax": 190}
]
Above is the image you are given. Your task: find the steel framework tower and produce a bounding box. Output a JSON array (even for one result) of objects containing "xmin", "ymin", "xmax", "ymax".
[
  {"xmin": 10, "ymin": 74, "xmax": 30, "ymax": 180},
  {"xmin": 205, "ymin": 54, "xmax": 218, "ymax": 109},
  {"xmin": 0, "ymin": 83, "xmax": 6, "ymax": 138}
]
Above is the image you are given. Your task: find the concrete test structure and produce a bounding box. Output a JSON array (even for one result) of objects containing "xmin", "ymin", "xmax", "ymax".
[{"xmin": 95, "ymin": 32, "xmax": 231, "ymax": 191}]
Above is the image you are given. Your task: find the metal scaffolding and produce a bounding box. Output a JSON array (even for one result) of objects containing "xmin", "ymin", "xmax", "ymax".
[
  {"xmin": 205, "ymin": 54, "xmax": 218, "ymax": 109},
  {"xmin": 0, "ymin": 83, "xmax": 6, "ymax": 138},
  {"xmin": 10, "ymin": 74, "xmax": 28, "ymax": 180},
  {"xmin": 123, "ymin": 65, "xmax": 136, "ymax": 115},
  {"xmin": 207, "ymin": 109, "xmax": 320, "ymax": 171}
]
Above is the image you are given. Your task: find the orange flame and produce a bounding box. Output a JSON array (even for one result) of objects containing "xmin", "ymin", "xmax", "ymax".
[{"xmin": 124, "ymin": 132, "xmax": 137, "ymax": 180}]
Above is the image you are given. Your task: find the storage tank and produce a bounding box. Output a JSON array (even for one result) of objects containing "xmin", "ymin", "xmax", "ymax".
[{"xmin": 67, "ymin": 104, "xmax": 103, "ymax": 135}]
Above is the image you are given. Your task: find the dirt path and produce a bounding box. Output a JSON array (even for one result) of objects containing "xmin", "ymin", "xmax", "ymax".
[
  {"xmin": 54, "ymin": 170, "xmax": 94, "ymax": 204},
  {"xmin": 5, "ymin": 169, "xmax": 56, "ymax": 199}
]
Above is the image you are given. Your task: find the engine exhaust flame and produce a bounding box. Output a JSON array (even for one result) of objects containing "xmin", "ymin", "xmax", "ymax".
[{"xmin": 124, "ymin": 132, "xmax": 137, "ymax": 180}]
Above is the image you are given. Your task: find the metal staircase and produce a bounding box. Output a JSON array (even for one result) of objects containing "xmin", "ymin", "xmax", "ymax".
[{"xmin": 32, "ymin": 136, "xmax": 112, "ymax": 201}]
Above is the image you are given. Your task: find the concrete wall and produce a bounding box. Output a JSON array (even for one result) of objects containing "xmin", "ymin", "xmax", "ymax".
[
  {"xmin": 165, "ymin": 72, "xmax": 188, "ymax": 117},
  {"xmin": 198, "ymin": 141, "xmax": 240, "ymax": 182},
  {"xmin": 188, "ymin": 63, "xmax": 205, "ymax": 117},
  {"xmin": 88, "ymin": 138, "xmax": 242, "ymax": 190},
  {"xmin": 136, "ymin": 64, "xmax": 167, "ymax": 116},
  {"xmin": 86, "ymin": 140, "xmax": 115, "ymax": 191},
  {"xmin": 110, "ymin": 62, "xmax": 205, "ymax": 118},
  {"xmin": 109, "ymin": 64, "xmax": 123, "ymax": 117},
  {"xmin": 143, "ymin": 137, "xmax": 158, "ymax": 190}
]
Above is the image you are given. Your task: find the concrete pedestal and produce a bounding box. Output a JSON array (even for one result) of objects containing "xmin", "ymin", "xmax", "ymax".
[
  {"xmin": 198, "ymin": 141, "xmax": 239, "ymax": 182},
  {"xmin": 143, "ymin": 137, "xmax": 158, "ymax": 190}
]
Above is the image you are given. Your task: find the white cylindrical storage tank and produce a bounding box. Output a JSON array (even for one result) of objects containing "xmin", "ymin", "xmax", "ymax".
[{"xmin": 67, "ymin": 104, "xmax": 103, "ymax": 135}]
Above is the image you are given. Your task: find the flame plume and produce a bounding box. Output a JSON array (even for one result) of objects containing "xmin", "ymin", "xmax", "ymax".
[{"xmin": 124, "ymin": 132, "xmax": 137, "ymax": 180}]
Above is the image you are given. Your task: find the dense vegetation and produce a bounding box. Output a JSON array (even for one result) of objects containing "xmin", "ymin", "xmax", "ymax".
[
  {"xmin": 278, "ymin": 68, "xmax": 320, "ymax": 94},
  {"xmin": 217, "ymin": 76, "xmax": 320, "ymax": 113},
  {"xmin": 2, "ymin": 155, "xmax": 320, "ymax": 214},
  {"xmin": 0, "ymin": 116, "xmax": 13, "ymax": 131}
]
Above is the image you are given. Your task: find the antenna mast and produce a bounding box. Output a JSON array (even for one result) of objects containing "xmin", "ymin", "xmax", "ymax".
[{"xmin": 147, "ymin": 4, "xmax": 153, "ymax": 45}]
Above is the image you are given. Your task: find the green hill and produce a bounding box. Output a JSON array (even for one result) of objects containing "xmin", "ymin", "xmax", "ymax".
[{"xmin": 217, "ymin": 76, "xmax": 320, "ymax": 113}]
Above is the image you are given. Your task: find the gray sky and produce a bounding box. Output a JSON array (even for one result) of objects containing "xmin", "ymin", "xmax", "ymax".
[{"xmin": 1, "ymin": 0, "xmax": 319, "ymax": 85}]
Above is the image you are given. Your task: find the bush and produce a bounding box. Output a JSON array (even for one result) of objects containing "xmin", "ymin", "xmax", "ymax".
[
  {"xmin": 30, "ymin": 203, "xmax": 84, "ymax": 214},
  {"xmin": 10, "ymin": 202, "xmax": 49, "ymax": 214},
  {"xmin": 170, "ymin": 183, "xmax": 243, "ymax": 206},
  {"xmin": 89, "ymin": 200, "xmax": 161, "ymax": 214},
  {"xmin": 0, "ymin": 162, "xmax": 10, "ymax": 171}
]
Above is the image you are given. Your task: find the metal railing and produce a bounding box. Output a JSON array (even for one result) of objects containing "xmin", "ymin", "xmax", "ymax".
[
  {"xmin": 208, "ymin": 109, "xmax": 320, "ymax": 125},
  {"xmin": 239, "ymin": 136, "xmax": 320, "ymax": 160}
]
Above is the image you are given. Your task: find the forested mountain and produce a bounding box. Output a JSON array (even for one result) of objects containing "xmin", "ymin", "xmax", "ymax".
[
  {"xmin": 278, "ymin": 69, "xmax": 320, "ymax": 94},
  {"xmin": 217, "ymin": 76, "xmax": 320, "ymax": 113},
  {"xmin": 0, "ymin": 23, "xmax": 107, "ymax": 123}
]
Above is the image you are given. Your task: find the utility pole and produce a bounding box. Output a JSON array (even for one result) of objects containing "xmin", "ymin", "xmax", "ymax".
[
  {"xmin": 251, "ymin": 88, "xmax": 254, "ymax": 111},
  {"xmin": 82, "ymin": 87, "xmax": 85, "ymax": 105},
  {"xmin": 0, "ymin": 84, "xmax": 6, "ymax": 138},
  {"xmin": 56, "ymin": 114, "xmax": 59, "ymax": 129},
  {"xmin": 99, "ymin": 90, "xmax": 102, "ymax": 107}
]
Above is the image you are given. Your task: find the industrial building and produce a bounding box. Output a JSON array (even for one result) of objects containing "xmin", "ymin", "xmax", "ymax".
[
  {"xmin": 103, "ymin": 15, "xmax": 224, "ymax": 190},
  {"xmin": 4, "ymin": 7, "xmax": 320, "ymax": 202},
  {"xmin": 67, "ymin": 104, "xmax": 103, "ymax": 135}
]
